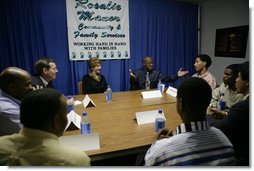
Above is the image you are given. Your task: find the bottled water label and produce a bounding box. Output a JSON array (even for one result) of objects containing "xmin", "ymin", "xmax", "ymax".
[
  {"xmin": 81, "ymin": 122, "xmax": 91, "ymax": 134},
  {"xmin": 155, "ymin": 118, "xmax": 165, "ymax": 132},
  {"xmin": 218, "ymin": 101, "xmax": 226, "ymax": 111},
  {"xmin": 68, "ymin": 104, "xmax": 74, "ymax": 112},
  {"xmin": 157, "ymin": 84, "xmax": 163, "ymax": 93}
]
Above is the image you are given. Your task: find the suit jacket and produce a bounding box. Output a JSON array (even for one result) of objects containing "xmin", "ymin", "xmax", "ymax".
[
  {"xmin": 211, "ymin": 97, "xmax": 249, "ymax": 165},
  {"xmin": 31, "ymin": 75, "xmax": 55, "ymax": 89},
  {"xmin": 130, "ymin": 68, "xmax": 178, "ymax": 90}
]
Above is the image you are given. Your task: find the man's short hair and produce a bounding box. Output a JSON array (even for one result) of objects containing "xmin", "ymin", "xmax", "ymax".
[
  {"xmin": 196, "ymin": 54, "xmax": 212, "ymax": 69},
  {"xmin": 238, "ymin": 61, "xmax": 249, "ymax": 82},
  {"xmin": 177, "ymin": 77, "xmax": 211, "ymax": 111},
  {"xmin": 35, "ymin": 57, "xmax": 55, "ymax": 75},
  {"xmin": 226, "ymin": 64, "xmax": 240, "ymax": 79},
  {"xmin": 20, "ymin": 88, "xmax": 63, "ymax": 129}
]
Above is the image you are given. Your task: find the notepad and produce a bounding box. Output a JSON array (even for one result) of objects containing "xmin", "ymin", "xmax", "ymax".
[
  {"xmin": 141, "ymin": 90, "xmax": 162, "ymax": 99},
  {"xmin": 135, "ymin": 110, "xmax": 166, "ymax": 125},
  {"xmin": 166, "ymin": 86, "xmax": 177, "ymax": 97},
  {"xmin": 59, "ymin": 133, "xmax": 100, "ymax": 151}
]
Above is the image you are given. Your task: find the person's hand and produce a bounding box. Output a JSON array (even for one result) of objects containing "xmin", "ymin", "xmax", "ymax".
[
  {"xmin": 157, "ymin": 128, "xmax": 173, "ymax": 140},
  {"xmin": 210, "ymin": 107, "xmax": 227, "ymax": 119},
  {"xmin": 129, "ymin": 69, "xmax": 136, "ymax": 78},
  {"xmin": 31, "ymin": 85, "xmax": 43, "ymax": 90},
  {"xmin": 177, "ymin": 68, "xmax": 189, "ymax": 77}
]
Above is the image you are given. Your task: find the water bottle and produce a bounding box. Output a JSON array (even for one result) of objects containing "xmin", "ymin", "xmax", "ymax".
[
  {"xmin": 105, "ymin": 85, "xmax": 112, "ymax": 102},
  {"xmin": 154, "ymin": 109, "xmax": 166, "ymax": 133},
  {"xmin": 157, "ymin": 80, "xmax": 162, "ymax": 93},
  {"xmin": 217, "ymin": 93, "xmax": 226, "ymax": 111},
  {"xmin": 80, "ymin": 112, "xmax": 91, "ymax": 134},
  {"xmin": 67, "ymin": 95, "xmax": 74, "ymax": 112}
]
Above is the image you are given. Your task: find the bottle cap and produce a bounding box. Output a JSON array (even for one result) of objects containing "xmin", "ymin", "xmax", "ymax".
[
  {"xmin": 158, "ymin": 109, "xmax": 163, "ymax": 113},
  {"xmin": 67, "ymin": 95, "xmax": 72, "ymax": 99},
  {"xmin": 82, "ymin": 112, "xmax": 87, "ymax": 116}
]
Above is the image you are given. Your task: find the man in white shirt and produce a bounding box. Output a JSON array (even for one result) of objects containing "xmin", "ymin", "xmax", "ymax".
[
  {"xmin": 0, "ymin": 67, "xmax": 33, "ymax": 135},
  {"xmin": 145, "ymin": 77, "xmax": 235, "ymax": 166},
  {"xmin": 0, "ymin": 88, "xmax": 90, "ymax": 166}
]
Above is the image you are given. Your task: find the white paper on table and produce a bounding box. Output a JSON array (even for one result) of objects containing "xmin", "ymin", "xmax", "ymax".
[
  {"xmin": 141, "ymin": 90, "xmax": 162, "ymax": 99},
  {"xmin": 74, "ymin": 100, "xmax": 82, "ymax": 105},
  {"xmin": 82, "ymin": 95, "xmax": 96, "ymax": 108},
  {"xmin": 135, "ymin": 110, "xmax": 166, "ymax": 125},
  {"xmin": 166, "ymin": 86, "xmax": 177, "ymax": 97},
  {"xmin": 65, "ymin": 110, "xmax": 81, "ymax": 131},
  {"xmin": 59, "ymin": 133, "xmax": 100, "ymax": 151}
]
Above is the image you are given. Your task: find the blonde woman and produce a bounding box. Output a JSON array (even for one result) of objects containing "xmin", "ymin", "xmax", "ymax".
[{"xmin": 82, "ymin": 57, "xmax": 108, "ymax": 94}]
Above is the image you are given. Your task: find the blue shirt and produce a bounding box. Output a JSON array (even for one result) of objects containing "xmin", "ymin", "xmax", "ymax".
[
  {"xmin": 145, "ymin": 121, "xmax": 235, "ymax": 166},
  {"xmin": 0, "ymin": 89, "xmax": 22, "ymax": 135}
]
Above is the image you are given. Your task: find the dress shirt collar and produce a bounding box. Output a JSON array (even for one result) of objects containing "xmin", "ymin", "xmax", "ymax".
[
  {"xmin": 243, "ymin": 94, "xmax": 249, "ymax": 100},
  {"xmin": 40, "ymin": 76, "xmax": 49, "ymax": 87},
  {"xmin": 20, "ymin": 127, "xmax": 58, "ymax": 140},
  {"xmin": 196, "ymin": 71, "xmax": 209, "ymax": 78},
  {"xmin": 0, "ymin": 89, "xmax": 21, "ymax": 105},
  {"xmin": 174, "ymin": 120, "xmax": 210, "ymax": 135}
]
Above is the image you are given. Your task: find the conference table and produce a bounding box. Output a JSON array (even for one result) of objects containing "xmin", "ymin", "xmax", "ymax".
[{"xmin": 63, "ymin": 90, "xmax": 182, "ymax": 162}]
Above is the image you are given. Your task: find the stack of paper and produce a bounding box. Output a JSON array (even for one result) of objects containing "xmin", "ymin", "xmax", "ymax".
[
  {"xmin": 141, "ymin": 90, "xmax": 162, "ymax": 99},
  {"xmin": 135, "ymin": 110, "xmax": 166, "ymax": 125}
]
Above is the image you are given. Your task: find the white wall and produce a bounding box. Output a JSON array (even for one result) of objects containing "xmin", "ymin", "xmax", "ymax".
[{"xmin": 200, "ymin": 0, "xmax": 249, "ymax": 84}]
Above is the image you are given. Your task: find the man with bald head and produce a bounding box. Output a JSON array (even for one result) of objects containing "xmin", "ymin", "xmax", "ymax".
[
  {"xmin": 0, "ymin": 67, "xmax": 33, "ymax": 135},
  {"xmin": 130, "ymin": 56, "xmax": 188, "ymax": 90}
]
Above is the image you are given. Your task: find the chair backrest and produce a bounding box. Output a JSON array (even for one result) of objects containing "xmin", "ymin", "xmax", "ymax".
[
  {"xmin": 0, "ymin": 115, "xmax": 21, "ymax": 136},
  {"xmin": 78, "ymin": 81, "xmax": 83, "ymax": 95}
]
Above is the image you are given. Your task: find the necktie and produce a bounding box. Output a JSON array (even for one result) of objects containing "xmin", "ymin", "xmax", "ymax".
[{"xmin": 145, "ymin": 72, "xmax": 150, "ymax": 89}]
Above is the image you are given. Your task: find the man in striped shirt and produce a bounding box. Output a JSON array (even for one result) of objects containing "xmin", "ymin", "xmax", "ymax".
[{"xmin": 144, "ymin": 77, "xmax": 235, "ymax": 166}]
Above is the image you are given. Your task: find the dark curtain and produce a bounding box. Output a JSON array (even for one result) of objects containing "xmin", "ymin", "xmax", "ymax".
[{"xmin": 0, "ymin": 0, "xmax": 198, "ymax": 95}]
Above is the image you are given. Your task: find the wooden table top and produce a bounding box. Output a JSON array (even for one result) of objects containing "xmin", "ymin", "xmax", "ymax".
[{"xmin": 64, "ymin": 90, "xmax": 181, "ymax": 159}]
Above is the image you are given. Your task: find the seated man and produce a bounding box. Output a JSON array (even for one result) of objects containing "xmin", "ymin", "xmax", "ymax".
[
  {"xmin": 129, "ymin": 56, "xmax": 188, "ymax": 90},
  {"xmin": 0, "ymin": 67, "xmax": 33, "ymax": 135},
  {"xmin": 31, "ymin": 57, "xmax": 58, "ymax": 89},
  {"xmin": 145, "ymin": 77, "xmax": 235, "ymax": 166},
  {"xmin": 210, "ymin": 62, "xmax": 249, "ymax": 166},
  {"xmin": 210, "ymin": 64, "xmax": 244, "ymax": 110},
  {"xmin": 192, "ymin": 54, "xmax": 218, "ymax": 90},
  {"xmin": 0, "ymin": 88, "xmax": 90, "ymax": 166}
]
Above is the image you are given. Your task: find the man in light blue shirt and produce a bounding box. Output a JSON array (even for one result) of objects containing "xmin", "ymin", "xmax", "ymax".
[{"xmin": 0, "ymin": 67, "xmax": 33, "ymax": 135}]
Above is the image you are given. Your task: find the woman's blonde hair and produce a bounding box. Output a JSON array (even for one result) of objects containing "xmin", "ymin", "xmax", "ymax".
[{"xmin": 88, "ymin": 57, "xmax": 101, "ymax": 70}]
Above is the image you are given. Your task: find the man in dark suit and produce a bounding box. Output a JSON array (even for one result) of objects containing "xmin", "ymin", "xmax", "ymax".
[
  {"xmin": 210, "ymin": 62, "xmax": 249, "ymax": 166},
  {"xmin": 32, "ymin": 57, "xmax": 58, "ymax": 89},
  {"xmin": 129, "ymin": 56, "xmax": 188, "ymax": 90}
]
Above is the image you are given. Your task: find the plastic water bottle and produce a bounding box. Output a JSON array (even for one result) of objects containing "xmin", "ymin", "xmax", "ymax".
[
  {"xmin": 154, "ymin": 109, "xmax": 166, "ymax": 133},
  {"xmin": 217, "ymin": 93, "xmax": 226, "ymax": 111},
  {"xmin": 157, "ymin": 80, "xmax": 162, "ymax": 93},
  {"xmin": 105, "ymin": 85, "xmax": 112, "ymax": 102},
  {"xmin": 67, "ymin": 95, "xmax": 74, "ymax": 112},
  {"xmin": 80, "ymin": 112, "xmax": 91, "ymax": 134}
]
